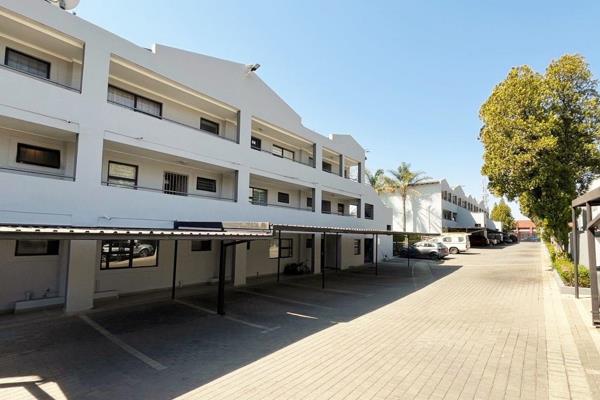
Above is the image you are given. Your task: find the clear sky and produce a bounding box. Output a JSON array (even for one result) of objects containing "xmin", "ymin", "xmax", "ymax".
[{"xmin": 74, "ymin": 0, "xmax": 600, "ymax": 219}]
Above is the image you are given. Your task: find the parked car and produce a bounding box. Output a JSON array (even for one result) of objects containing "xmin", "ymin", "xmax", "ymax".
[
  {"xmin": 469, "ymin": 235, "xmax": 489, "ymax": 247},
  {"xmin": 418, "ymin": 241, "xmax": 449, "ymax": 259},
  {"xmin": 509, "ymin": 234, "xmax": 518, "ymax": 242},
  {"xmin": 503, "ymin": 236, "xmax": 513, "ymax": 244},
  {"xmin": 397, "ymin": 244, "xmax": 420, "ymax": 258},
  {"xmin": 439, "ymin": 233, "xmax": 470, "ymax": 254},
  {"xmin": 488, "ymin": 234, "xmax": 502, "ymax": 245}
]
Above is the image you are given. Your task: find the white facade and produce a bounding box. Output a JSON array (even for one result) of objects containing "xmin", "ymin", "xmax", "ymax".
[
  {"xmin": 380, "ymin": 179, "xmax": 498, "ymax": 234},
  {"xmin": 0, "ymin": 0, "xmax": 393, "ymax": 312}
]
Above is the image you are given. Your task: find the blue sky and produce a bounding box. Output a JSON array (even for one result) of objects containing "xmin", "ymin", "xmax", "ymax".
[{"xmin": 75, "ymin": 0, "xmax": 600, "ymax": 219}]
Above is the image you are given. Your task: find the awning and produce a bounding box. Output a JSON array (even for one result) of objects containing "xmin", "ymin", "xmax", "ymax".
[{"xmin": 272, "ymin": 223, "xmax": 440, "ymax": 236}]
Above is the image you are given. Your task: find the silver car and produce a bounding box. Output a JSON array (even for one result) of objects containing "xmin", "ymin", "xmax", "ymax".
[{"xmin": 413, "ymin": 241, "xmax": 449, "ymax": 260}]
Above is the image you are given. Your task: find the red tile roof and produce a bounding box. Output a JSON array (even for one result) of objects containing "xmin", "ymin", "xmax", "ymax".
[{"xmin": 515, "ymin": 220, "xmax": 536, "ymax": 229}]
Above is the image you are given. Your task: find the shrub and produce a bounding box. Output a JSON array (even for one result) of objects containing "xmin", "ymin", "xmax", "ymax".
[{"xmin": 545, "ymin": 241, "xmax": 590, "ymax": 287}]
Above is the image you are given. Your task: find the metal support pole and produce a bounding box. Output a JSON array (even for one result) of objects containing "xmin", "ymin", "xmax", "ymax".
[
  {"xmin": 572, "ymin": 207, "xmax": 579, "ymax": 298},
  {"xmin": 375, "ymin": 234, "xmax": 378, "ymax": 276},
  {"xmin": 171, "ymin": 240, "xmax": 178, "ymax": 300},
  {"xmin": 311, "ymin": 234, "xmax": 315, "ymax": 273},
  {"xmin": 586, "ymin": 202, "xmax": 599, "ymax": 324},
  {"xmin": 217, "ymin": 241, "xmax": 226, "ymax": 315},
  {"xmin": 322, "ymin": 232, "xmax": 326, "ymax": 289},
  {"xmin": 407, "ymin": 235, "xmax": 411, "ymax": 275},
  {"xmin": 277, "ymin": 229, "xmax": 282, "ymax": 283},
  {"xmin": 335, "ymin": 233, "xmax": 339, "ymax": 272}
]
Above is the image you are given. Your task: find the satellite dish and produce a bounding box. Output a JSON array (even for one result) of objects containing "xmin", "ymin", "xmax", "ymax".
[{"xmin": 60, "ymin": 0, "xmax": 80, "ymax": 10}]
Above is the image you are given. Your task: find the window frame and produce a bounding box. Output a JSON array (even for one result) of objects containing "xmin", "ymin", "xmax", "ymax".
[
  {"xmin": 5, "ymin": 47, "xmax": 51, "ymax": 80},
  {"xmin": 272, "ymin": 144, "xmax": 294, "ymax": 160},
  {"xmin": 270, "ymin": 238, "xmax": 293, "ymax": 258},
  {"xmin": 15, "ymin": 240, "xmax": 60, "ymax": 256},
  {"xmin": 107, "ymin": 85, "xmax": 163, "ymax": 119},
  {"xmin": 196, "ymin": 176, "xmax": 217, "ymax": 193},
  {"xmin": 322, "ymin": 161, "xmax": 332, "ymax": 173},
  {"xmin": 200, "ymin": 118, "xmax": 219, "ymax": 135},
  {"xmin": 250, "ymin": 187, "xmax": 268, "ymax": 205},
  {"xmin": 337, "ymin": 203, "xmax": 345, "ymax": 215},
  {"xmin": 163, "ymin": 171, "xmax": 189, "ymax": 196},
  {"xmin": 353, "ymin": 239, "xmax": 361, "ymax": 255},
  {"xmin": 277, "ymin": 192, "xmax": 290, "ymax": 204},
  {"xmin": 306, "ymin": 197, "xmax": 313, "ymax": 208},
  {"xmin": 251, "ymin": 136, "xmax": 262, "ymax": 151},
  {"xmin": 365, "ymin": 203, "xmax": 374, "ymax": 220},
  {"xmin": 100, "ymin": 240, "xmax": 159, "ymax": 270},
  {"xmin": 322, "ymin": 200, "xmax": 332, "ymax": 213},
  {"xmin": 107, "ymin": 161, "xmax": 138, "ymax": 188},
  {"xmin": 16, "ymin": 143, "xmax": 61, "ymax": 169}
]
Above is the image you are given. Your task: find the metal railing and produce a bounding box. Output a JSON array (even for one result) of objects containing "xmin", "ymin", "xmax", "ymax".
[
  {"xmin": 102, "ymin": 181, "xmax": 236, "ymax": 201},
  {"xmin": 249, "ymin": 199, "xmax": 314, "ymax": 212},
  {"xmin": 252, "ymin": 147, "xmax": 314, "ymax": 167},
  {"xmin": 321, "ymin": 210, "xmax": 359, "ymax": 217},
  {"xmin": 0, "ymin": 166, "xmax": 75, "ymax": 181},
  {"xmin": 0, "ymin": 64, "xmax": 81, "ymax": 92},
  {"xmin": 107, "ymin": 101, "xmax": 238, "ymax": 143}
]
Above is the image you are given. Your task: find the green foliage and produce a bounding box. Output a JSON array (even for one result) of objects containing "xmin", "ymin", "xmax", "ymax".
[
  {"xmin": 480, "ymin": 54, "xmax": 600, "ymax": 248},
  {"xmin": 365, "ymin": 169, "xmax": 386, "ymax": 194},
  {"xmin": 490, "ymin": 199, "xmax": 515, "ymax": 231},
  {"xmin": 545, "ymin": 241, "xmax": 590, "ymax": 287},
  {"xmin": 386, "ymin": 162, "xmax": 432, "ymax": 231}
]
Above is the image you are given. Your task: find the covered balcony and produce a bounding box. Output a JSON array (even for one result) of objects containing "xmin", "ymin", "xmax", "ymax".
[
  {"xmin": 343, "ymin": 156, "xmax": 362, "ymax": 182},
  {"xmin": 101, "ymin": 140, "xmax": 237, "ymax": 201},
  {"xmin": 250, "ymin": 118, "xmax": 314, "ymax": 167},
  {"xmin": 0, "ymin": 7, "xmax": 84, "ymax": 91},
  {"xmin": 107, "ymin": 56, "xmax": 239, "ymax": 142},
  {"xmin": 322, "ymin": 190, "xmax": 361, "ymax": 218},
  {"xmin": 249, "ymin": 173, "xmax": 315, "ymax": 212},
  {"xmin": 0, "ymin": 114, "xmax": 76, "ymax": 180},
  {"xmin": 322, "ymin": 147, "xmax": 342, "ymax": 176}
]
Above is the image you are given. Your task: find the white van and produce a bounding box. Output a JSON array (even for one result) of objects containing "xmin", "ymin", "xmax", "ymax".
[{"xmin": 439, "ymin": 233, "xmax": 470, "ymax": 254}]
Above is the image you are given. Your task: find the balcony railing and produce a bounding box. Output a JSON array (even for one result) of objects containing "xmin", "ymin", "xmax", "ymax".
[
  {"xmin": 107, "ymin": 101, "xmax": 237, "ymax": 143},
  {"xmin": 321, "ymin": 210, "xmax": 359, "ymax": 218},
  {"xmin": 252, "ymin": 147, "xmax": 314, "ymax": 167},
  {"xmin": 249, "ymin": 199, "xmax": 313, "ymax": 212},
  {"xmin": 102, "ymin": 181, "xmax": 235, "ymax": 201},
  {"xmin": 0, "ymin": 64, "xmax": 81, "ymax": 92},
  {"xmin": 0, "ymin": 166, "xmax": 75, "ymax": 181}
]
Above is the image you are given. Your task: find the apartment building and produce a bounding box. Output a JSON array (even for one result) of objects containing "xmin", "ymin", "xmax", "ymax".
[
  {"xmin": 379, "ymin": 179, "xmax": 500, "ymax": 234},
  {"xmin": 0, "ymin": 0, "xmax": 393, "ymax": 313}
]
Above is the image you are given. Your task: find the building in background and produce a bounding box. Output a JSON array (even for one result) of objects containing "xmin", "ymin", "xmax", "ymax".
[
  {"xmin": 379, "ymin": 179, "xmax": 502, "ymax": 235},
  {"xmin": 515, "ymin": 220, "xmax": 537, "ymax": 240},
  {"xmin": 0, "ymin": 0, "xmax": 393, "ymax": 313}
]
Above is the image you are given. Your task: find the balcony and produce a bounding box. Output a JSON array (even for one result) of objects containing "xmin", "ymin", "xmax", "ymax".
[
  {"xmin": 322, "ymin": 190, "xmax": 361, "ymax": 218},
  {"xmin": 0, "ymin": 8, "xmax": 84, "ymax": 91},
  {"xmin": 343, "ymin": 156, "xmax": 361, "ymax": 182},
  {"xmin": 0, "ymin": 114, "xmax": 76, "ymax": 181},
  {"xmin": 107, "ymin": 56, "xmax": 239, "ymax": 142},
  {"xmin": 102, "ymin": 140, "xmax": 237, "ymax": 202},
  {"xmin": 250, "ymin": 118, "xmax": 314, "ymax": 167},
  {"xmin": 322, "ymin": 147, "xmax": 342, "ymax": 176},
  {"xmin": 249, "ymin": 173, "xmax": 314, "ymax": 212}
]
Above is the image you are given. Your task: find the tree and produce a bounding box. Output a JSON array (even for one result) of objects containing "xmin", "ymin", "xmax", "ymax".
[
  {"xmin": 386, "ymin": 162, "xmax": 431, "ymax": 231},
  {"xmin": 490, "ymin": 199, "xmax": 515, "ymax": 231},
  {"xmin": 365, "ymin": 168, "xmax": 387, "ymax": 194},
  {"xmin": 480, "ymin": 54, "xmax": 600, "ymax": 248}
]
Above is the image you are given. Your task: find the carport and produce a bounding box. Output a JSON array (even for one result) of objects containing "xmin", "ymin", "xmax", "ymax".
[
  {"xmin": 0, "ymin": 223, "xmax": 273, "ymax": 316},
  {"xmin": 571, "ymin": 187, "xmax": 600, "ymax": 326}
]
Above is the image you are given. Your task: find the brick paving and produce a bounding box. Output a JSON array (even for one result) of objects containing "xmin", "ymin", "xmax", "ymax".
[{"xmin": 0, "ymin": 242, "xmax": 599, "ymax": 399}]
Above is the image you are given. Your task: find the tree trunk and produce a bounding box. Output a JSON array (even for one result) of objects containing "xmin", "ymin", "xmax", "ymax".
[{"xmin": 402, "ymin": 196, "xmax": 407, "ymax": 231}]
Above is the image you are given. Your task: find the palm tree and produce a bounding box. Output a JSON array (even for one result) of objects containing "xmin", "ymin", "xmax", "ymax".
[
  {"xmin": 365, "ymin": 168, "xmax": 387, "ymax": 194},
  {"xmin": 386, "ymin": 163, "xmax": 432, "ymax": 231}
]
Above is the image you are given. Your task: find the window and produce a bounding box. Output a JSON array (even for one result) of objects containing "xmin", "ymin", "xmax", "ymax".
[
  {"xmin": 250, "ymin": 187, "xmax": 268, "ymax": 205},
  {"xmin": 164, "ymin": 172, "xmax": 188, "ymax": 196},
  {"xmin": 15, "ymin": 240, "xmax": 59, "ymax": 256},
  {"xmin": 272, "ymin": 144, "xmax": 294, "ymax": 160},
  {"xmin": 307, "ymin": 197, "xmax": 313, "ymax": 208},
  {"xmin": 387, "ymin": 225, "xmax": 392, "ymax": 231},
  {"xmin": 100, "ymin": 240, "xmax": 158, "ymax": 269},
  {"xmin": 200, "ymin": 118, "xmax": 219, "ymax": 135},
  {"xmin": 191, "ymin": 240, "xmax": 212, "ymax": 251},
  {"xmin": 353, "ymin": 239, "xmax": 361, "ymax": 255},
  {"xmin": 108, "ymin": 85, "xmax": 162, "ymax": 118},
  {"xmin": 16, "ymin": 143, "xmax": 60, "ymax": 169},
  {"xmin": 337, "ymin": 203, "xmax": 345, "ymax": 215},
  {"xmin": 269, "ymin": 238, "xmax": 293, "ymax": 258},
  {"xmin": 278, "ymin": 192, "xmax": 290, "ymax": 204},
  {"xmin": 306, "ymin": 238, "xmax": 313, "ymax": 248},
  {"xmin": 251, "ymin": 137, "xmax": 262, "ymax": 151},
  {"xmin": 322, "ymin": 161, "xmax": 332, "ymax": 173},
  {"xmin": 5, "ymin": 48, "xmax": 50, "ymax": 79},
  {"xmin": 108, "ymin": 161, "xmax": 138, "ymax": 187},
  {"xmin": 196, "ymin": 177, "xmax": 217, "ymax": 192},
  {"xmin": 365, "ymin": 203, "xmax": 374, "ymax": 220},
  {"xmin": 322, "ymin": 200, "xmax": 331, "ymax": 213},
  {"xmin": 443, "ymin": 237, "xmax": 452, "ymax": 243}
]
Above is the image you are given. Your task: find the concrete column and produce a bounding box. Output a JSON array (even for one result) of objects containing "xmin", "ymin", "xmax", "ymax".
[
  {"xmin": 234, "ymin": 242, "xmax": 248, "ymax": 287},
  {"xmin": 313, "ymin": 233, "xmax": 322, "ymax": 274},
  {"xmin": 65, "ymin": 240, "xmax": 97, "ymax": 313},
  {"xmin": 339, "ymin": 154, "xmax": 344, "ymax": 177},
  {"xmin": 358, "ymin": 161, "xmax": 363, "ymax": 183},
  {"xmin": 315, "ymin": 143, "xmax": 323, "ymax": 172},
  {"xmin": 236, "ymin": 166, "xmax": 250, "ymax": 206},
  {"xmin": 314, "ymin": 184, "xmax": 323, "ymax": 214},
  {"xmin": 238, "ymin": 110, "xmax": 252, "ymax": 150}
]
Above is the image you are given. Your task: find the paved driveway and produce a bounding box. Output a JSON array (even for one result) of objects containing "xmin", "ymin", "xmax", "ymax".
[{"xmin": 1, "ymin": 243, "xmax": 599, "ymax": 399}]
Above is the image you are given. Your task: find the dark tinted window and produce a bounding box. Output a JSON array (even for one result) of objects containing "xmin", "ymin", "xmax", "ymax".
[
  {"xmin": 251, "ymin": 137, "xmax": 262, "ymax": 150},
  {"xmin": 17, "ymin": 143, "xmax": 60, "ymax": 169},
  {"xmin": 365, "ymin": 203, "xmax": 374, "ymax": 220},
  {"xmin": 322, "ymin": 200, "xmax": 331, "ymax": 213},
  {"xmin": 15, "ymin": 240, "xmax": 59, "ymax": 256},
  {"xmin": 200, "ymin": 118, "xmax": 219, "ymax": 134},
  {"xmin": 278, "ymin": 192, "xmax": 290, "ymax": 203},
  {"xmin": 196, "ymin": 177, "xmax": 217, "ymax": 192},
  {"xmin": 5, "ymin": 48, "xmax": 50, "ymax": 79},
  {"xmin": 191, "ymin": 240, "xmax": 212, "ymax": 251}
]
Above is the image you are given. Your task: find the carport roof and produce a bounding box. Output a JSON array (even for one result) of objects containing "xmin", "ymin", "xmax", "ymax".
[
  {"xmin": 572, "ymin": 186, "xmax": 600, "ymax": 207},
  {"xmin": 272, "ymin": 223, "xmax": 440, "ymax": 236},
  {"xmin": 0, "ymin": 225, "xmax": 273, "ymax": 240}
]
